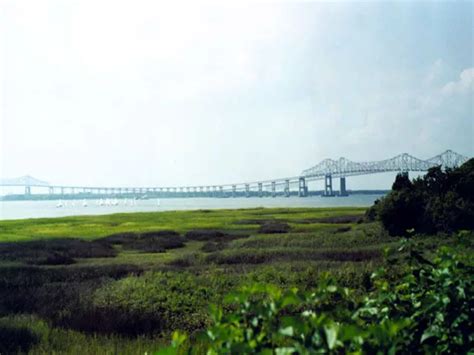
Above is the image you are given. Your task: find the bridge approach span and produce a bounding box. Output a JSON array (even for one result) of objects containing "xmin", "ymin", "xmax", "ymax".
[{"xmin": 1, "ymin": 150, "xmax": 470, "ymax": 197}]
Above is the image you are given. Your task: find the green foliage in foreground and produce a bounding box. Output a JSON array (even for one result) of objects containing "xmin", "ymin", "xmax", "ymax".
[{"xmin": 162, "ymin": 242, "xmax": 474, "ymax": 354}]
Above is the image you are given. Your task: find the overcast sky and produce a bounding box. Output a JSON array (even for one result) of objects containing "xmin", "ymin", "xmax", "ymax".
[{"xmin": 1, "ymin": 0, "xmax": 473, "ymax": 189}]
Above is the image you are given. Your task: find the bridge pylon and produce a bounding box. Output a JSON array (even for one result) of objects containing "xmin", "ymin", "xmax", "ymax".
[
  {"xmin": 284, "ymin": 179, "xmax": 290, "ymax": 197},
  {"xmin": 339, "ymin": 177, "xmax": 348, "ymax": 197},
  {"xmin": 323, "ymin": 174, "xmax": 335, "ymax": 197},
  {"xmin": 298, "ymin": 177, "xmax": 308, "ymax": 197}
]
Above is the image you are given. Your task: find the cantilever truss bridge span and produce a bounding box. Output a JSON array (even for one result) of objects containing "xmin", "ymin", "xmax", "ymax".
[{"xmin": 1, "ymin": 150, "xmax": 470, "ymax": 198}]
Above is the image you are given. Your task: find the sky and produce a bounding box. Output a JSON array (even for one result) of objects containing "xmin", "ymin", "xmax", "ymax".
[{"xmin": 0, "ymin": 0, "xmax": 473, "ymax": 190}]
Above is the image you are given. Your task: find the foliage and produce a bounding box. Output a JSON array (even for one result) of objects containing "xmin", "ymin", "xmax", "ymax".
[
  {"xmin": 368, "ymin": 158, "xmax": 474, "ymax": 236},
  {"xmin": 162, "ymin": 243, "xmax": 474, "ymax": 354},
  {"xmin": 0, "ymin": 315, "xmax": 166, "ymax": 355},
  {"xmin": 0, "ymin": 207, "xmax": 471, "ymax": 353}
]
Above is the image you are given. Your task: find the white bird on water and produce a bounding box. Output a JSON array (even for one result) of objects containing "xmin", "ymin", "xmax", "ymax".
[
  {"xmin": 56, "ymin": 201, "xmax": 63, "ymax": 208},
  {"xmin": 82, "ymin": 199, "xmax": 88, "ymax": 207},
  {"xmin": 157, "ymin": 199, "xmax": 161, "ymax": 207}
]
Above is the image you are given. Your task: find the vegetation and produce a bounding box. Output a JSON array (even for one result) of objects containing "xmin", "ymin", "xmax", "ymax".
[
  {"xmin": 368, "ymin": 158, "xmax": 474, "ymax": 236},
  {"xmin": 0, "ymin": 193, "xmax": 472, "ymax": 353},
  {"xmin": 163, "ymin": 238, "xmax": 473, "ymax": 354}
]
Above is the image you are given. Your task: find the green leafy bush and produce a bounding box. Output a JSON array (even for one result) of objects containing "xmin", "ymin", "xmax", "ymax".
[
  {"xmin": 368, "ymin": 158, "xmax": 474, "ymax": 236},
  {"xmin": 161, "ymin": 244, "xmax": 473, "ymax": 353}
]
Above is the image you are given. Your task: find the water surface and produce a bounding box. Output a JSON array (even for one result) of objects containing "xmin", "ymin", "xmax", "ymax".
[{"xmin": 0, "ymin": 195, "xmax": 384, "ymax": 220}]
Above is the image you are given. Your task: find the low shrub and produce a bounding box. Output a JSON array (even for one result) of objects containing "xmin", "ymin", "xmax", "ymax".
[
  {"xmin": 297, "ymin": 215, "xmax": 363, "ymax": 224},
  {"xmin": 162, "ymin": 245, "xmax": 474, "ymax": 354},
  {"xmin": 234, "ymin": 218, "xmax": 285, "ymax": 225},
  {"xmin": 92, "ymin": 271, "xmax": 221, "ymax": 335},
  {"xmin": 0, "ymin": 264, "xmax": 143, "ymax": 324},
  {"xmin": 185, "ymin": 230, "xmax": 226, "ymax": 241},
  {"xmin": 201, "ymin": 241, "xmax": 227, "ymax": 253},
  {"xmin": 0, "ymin": 325, "xmax": 39, "ymax": 354},
  {"xmin": 0, "ymin": 238, "xmax": 117, "ymax": 264},
  {"xmin": 206, "ymin": 248, "xmax": 382, "ymax": 265},
  {"xmin": 258, "ymin": 222, "xmax": 290, "ymax": 234},
  {"xmin": 33, "ymin": 252, "xmax": 76, "ymax": 265},
  {"xmin": 335, "ymin": 226, "xmax": 352, "ymax": 233},
  {"xmin": 98, "ymin": 230, "xmax": 185, "ymax": 253}
]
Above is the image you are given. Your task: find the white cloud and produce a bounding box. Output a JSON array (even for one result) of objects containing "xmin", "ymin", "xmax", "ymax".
[
  {"xmin": 342, "ymin": 63, "xmax": 473, "ymax": 159},
  {"xmin": 442, "ymin": 67, "xmax": 474, "ymax": 96}
]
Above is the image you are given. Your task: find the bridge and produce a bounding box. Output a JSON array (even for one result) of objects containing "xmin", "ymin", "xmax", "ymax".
[{"xmin": 0, "ymin": 150, "xmax": 470, "ymax": 198}]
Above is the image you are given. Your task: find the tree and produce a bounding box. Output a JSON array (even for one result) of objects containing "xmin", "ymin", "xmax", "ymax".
[{"xmin": 373, "ymin": 158, "xmax": 474, "ymax": 236}]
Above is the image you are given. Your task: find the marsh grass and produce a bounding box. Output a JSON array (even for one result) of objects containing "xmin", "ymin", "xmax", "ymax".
[{"xmin": 1, "ymin": 207, "xmax": 458, "ymax": 353}]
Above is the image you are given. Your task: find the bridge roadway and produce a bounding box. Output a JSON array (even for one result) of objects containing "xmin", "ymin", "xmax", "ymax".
[{"xmin": 0, "ymin": 150, "xmax": 470, "ymax": 198}]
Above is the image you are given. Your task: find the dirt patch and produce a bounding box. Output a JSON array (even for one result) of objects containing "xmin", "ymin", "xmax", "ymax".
[
  {"xmin": 296, "ymin": 215, "xmax": 363, "ymax": 224},
  {"xmin": 258, "ymin": 222, "xmax": 291, "ymax": 234}
]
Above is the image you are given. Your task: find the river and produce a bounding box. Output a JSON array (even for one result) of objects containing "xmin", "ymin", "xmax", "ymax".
[{"xmin": 0, "ymin": 194, "xmax": 385, "ymax": 220}]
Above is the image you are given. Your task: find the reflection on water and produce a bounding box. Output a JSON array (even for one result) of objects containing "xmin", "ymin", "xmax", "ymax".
[{"xmin": 0, "ymin": 195, "xmax": 385, "ymax": 220}]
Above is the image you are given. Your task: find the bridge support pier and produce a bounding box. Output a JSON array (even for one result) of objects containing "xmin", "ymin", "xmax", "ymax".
[
  {"xmin": 232, "ymin": 185, "xmax": 236, "ymax": 198},
  {"xmin": 25, "ymin": 186, "xmax": 31, "ymax": 195},
  {"xmin": 49, "ymin": 187, "xmax": 54, "ymax": 195},
  {"xmin": 324, "ymin": 174, "xmax": 335, "ymax": 197},
  {"xmin": 339, "ymin": 177, "xmax": 348, "ymax": 196},
  {"xmin": 285, "ymin": 180, "xmax": 290, "ymax": 197},
  {"xmin": 245, "ymin": 184, "xmax": 250, "ymax": 198},
  {"xmin": 298, "ymin": 177, "xmax": 308, "ymax": 197},
  {"xmin": 271, "ymin": 181, "xmax": 276, "ymax": 197},
  {"xmin": 258, "ymin": 183, "xmax": 263, "ymax": 197}
]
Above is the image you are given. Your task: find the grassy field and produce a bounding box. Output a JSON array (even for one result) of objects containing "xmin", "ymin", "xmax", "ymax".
[{"xmin": 0, "ymin": 207, "xmax": 466, "ymax": 354}]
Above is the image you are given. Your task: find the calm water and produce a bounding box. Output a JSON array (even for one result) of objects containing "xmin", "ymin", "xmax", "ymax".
[{"xmin": 0, "ymin": 195, "xmax": 385, "ymax": 220}]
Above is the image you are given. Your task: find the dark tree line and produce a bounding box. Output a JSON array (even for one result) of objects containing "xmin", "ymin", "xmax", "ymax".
[{"xmin": 367, "ymin": 158, "xmax": 474, "ymax": 236}]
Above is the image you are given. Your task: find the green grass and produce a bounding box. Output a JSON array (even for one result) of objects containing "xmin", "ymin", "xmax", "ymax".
[
  {"xmin": 0, "ymin": 207, "xmax": 366, "ymax": 242},
  {"xmin": 1, "ymin": 206, "xmax": 465, "ymax": 354},
  {"xmin": 0, "ymin": 315, "xmax": 166, "ymax": 355}
]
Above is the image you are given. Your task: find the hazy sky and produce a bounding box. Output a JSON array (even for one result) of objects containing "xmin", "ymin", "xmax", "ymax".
[{"xmin": 1, "ymin": 0, "xmax": 473, "ymax": 189}]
